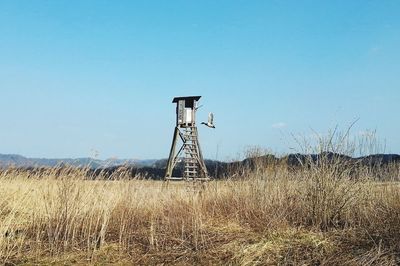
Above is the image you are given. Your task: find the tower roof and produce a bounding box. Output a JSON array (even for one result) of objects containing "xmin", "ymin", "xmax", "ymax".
[{"xmin": 172, "ymin": 96, "xmax": 201, "ymax": 103}]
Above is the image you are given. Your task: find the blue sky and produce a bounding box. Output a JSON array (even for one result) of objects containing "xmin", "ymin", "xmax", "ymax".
[{"xmin": 0, "ymin": 1, "xmax": 399, "ymax": 160}]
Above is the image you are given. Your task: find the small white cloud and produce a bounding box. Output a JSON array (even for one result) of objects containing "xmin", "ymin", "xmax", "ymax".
[{"xmin": 272, "ymin": 122, "xmax": 287, "ymax": 129}]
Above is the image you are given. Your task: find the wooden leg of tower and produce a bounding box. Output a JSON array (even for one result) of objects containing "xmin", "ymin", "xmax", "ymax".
[
  {"xmin": 165, "ymin": 127, "xmax": 179, "ymax": 179},
  {"xmin": 194, "ymin": 127, "xmax": 209, "ymax": 179}
]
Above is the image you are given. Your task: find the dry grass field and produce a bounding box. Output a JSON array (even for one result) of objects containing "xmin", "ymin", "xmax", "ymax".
[{"xmin": 1, "ymin": 154, "xmax": 399, "ymax": 265}]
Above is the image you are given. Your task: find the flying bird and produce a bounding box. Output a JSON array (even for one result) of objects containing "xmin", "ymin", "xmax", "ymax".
[{"xmin": 201, "ymin": 113, "xmax": 215, "ymax": 128}]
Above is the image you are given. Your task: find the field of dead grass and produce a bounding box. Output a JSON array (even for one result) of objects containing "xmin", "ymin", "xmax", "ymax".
[{"xmin": 0, "ymin": 157, "xmax": 399, "ymax": 265}]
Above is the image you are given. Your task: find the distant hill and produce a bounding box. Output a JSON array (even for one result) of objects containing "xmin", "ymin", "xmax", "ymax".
[
  {"xmin": 0, "ymin": 154, "xmax": 157, "ymax": 168},
  {"xmin": 1, "ymin": 153, "xmax": 399, "ymax": 179}
]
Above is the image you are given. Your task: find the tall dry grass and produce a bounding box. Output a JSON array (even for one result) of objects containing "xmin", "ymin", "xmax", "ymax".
[
  {"xmin": 0, "ymin": 163, "xmax": 399, "ymax": 265},
  {"xmin": 1, "ymin": 131, "xmax": 400, "ymax": 265}
]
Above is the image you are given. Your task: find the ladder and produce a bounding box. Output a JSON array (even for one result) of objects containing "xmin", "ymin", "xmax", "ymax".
[
  {"xmin": 184, "ymin": 127, "xmax": 199, "ymax": 180},
  {"xmin": 165, "ymin": 126, "xmax": 209, "ymax": 181}
]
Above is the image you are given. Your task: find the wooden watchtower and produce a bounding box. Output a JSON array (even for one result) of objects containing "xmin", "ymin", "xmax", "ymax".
[{"xmin": 165, "ymin": 96, "xmax": 209, "ymax": 181}]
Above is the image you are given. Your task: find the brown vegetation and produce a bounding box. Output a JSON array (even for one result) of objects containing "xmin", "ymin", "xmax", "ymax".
[
  {"xmin": 1, "ymin": 129, "xmax": 399, "ymax": 265},
  {"xmin": 0, "ymin": 156, "xmax": 399, "ymax": 265}
]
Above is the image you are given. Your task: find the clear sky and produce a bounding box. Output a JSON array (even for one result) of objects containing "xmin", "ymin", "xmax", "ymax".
[{"xmin": 0, "ymin": 1, "xmax": 399, "ymax": 160}]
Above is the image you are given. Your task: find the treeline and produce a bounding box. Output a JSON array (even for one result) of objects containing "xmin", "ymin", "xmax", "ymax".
[{"xmin": 4, "ymin": 153, "xmax": 399, "ymax": 180}]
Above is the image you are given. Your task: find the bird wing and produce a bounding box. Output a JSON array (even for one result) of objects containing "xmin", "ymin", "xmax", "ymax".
[{"xmin": 208, "ymin": 113, "xmax": 214, "ymax": 125}]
